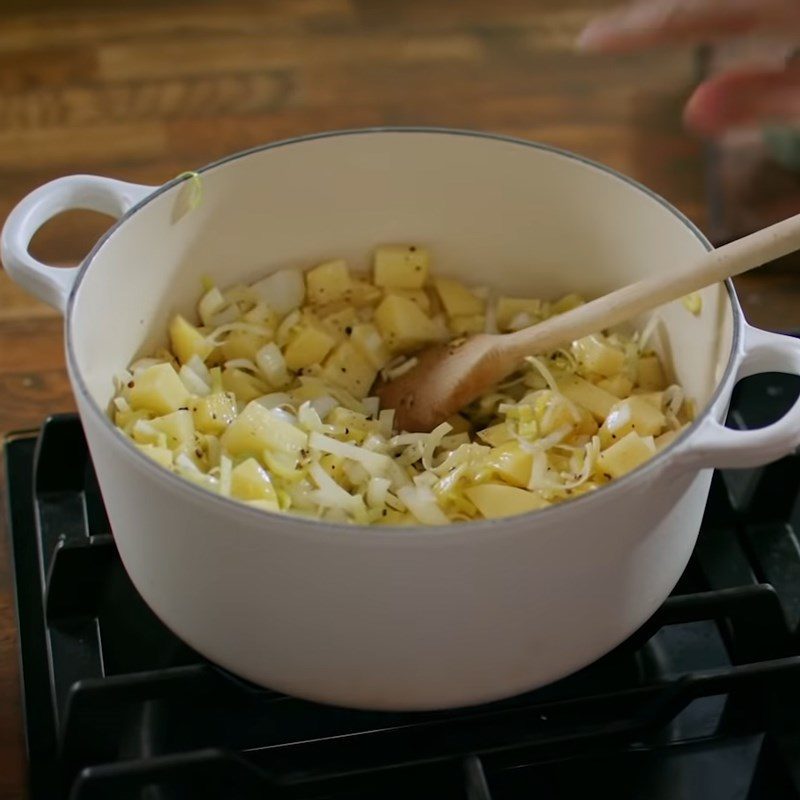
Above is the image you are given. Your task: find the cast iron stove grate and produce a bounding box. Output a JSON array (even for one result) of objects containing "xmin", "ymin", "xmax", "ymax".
[{"xmin": 6, "ymin": 370, "xmax": 800, "ymax": 800}]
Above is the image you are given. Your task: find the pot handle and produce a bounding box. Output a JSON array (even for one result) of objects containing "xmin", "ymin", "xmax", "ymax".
[
  {"xmin": 675, "ymin": 325, "xmax": 800, "ymax": 470},
  {"xmin": 0, "ymin": 175, "xmax": 156, "ymax": 313}
]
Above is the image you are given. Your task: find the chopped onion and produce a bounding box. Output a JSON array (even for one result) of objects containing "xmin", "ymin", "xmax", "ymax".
[
  {"xmin": 256, "ymin": 342, "xmax": 290, "ymax": 388},
  {"xmin": 198, "ymin": 287, "xmax": 225, "ymax": 326},
  {"xmin": 398, "ymin": 485, "xmax": 449, "ymax": 525},
  {"xmin": 308, "ymin": 432, "xmax": 391, "ymax": 476},
  {"xmin": 255, "ymin": 392, "xmax": 292, "ymax": 410},
  {"xmin": 366, "ymin": 476, "xmax": 390, "ymax": 507},
  {"xmin": 362, "ymin": 396, "xmax": 380, "ymax": 418},
  {"xmin": 309, "ymin": 394, "xmax": 338, "ymax": 420},
  {"xmin": 422, "ymin": 421, "xmax": 453, "ymax": 470},
  {"xmin": 179, "ymin": 364, "xmax": 211, "ymax": 396},
  {"xmin": 249, "ymin": 269, "xmax": 305, "ymax": 315}
]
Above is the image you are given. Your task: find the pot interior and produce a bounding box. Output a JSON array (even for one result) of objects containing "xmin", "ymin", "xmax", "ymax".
[{"xmin": 68, "ymin": 130, "xmax": 735, "ymax": 418}]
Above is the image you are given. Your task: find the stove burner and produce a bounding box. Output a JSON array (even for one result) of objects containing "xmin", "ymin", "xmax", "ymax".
[{"xmin": 6, "ymin": 370, "xmax": 800, "ymax": 799}]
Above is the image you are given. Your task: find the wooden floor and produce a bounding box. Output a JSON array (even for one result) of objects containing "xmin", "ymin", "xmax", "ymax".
[{"xmin": 0, "ymin": 1, "xmax": 798, "ymax": 797}]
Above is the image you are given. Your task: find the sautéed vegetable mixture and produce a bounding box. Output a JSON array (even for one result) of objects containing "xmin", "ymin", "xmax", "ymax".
[{"xmin": 111, "ymin": 246, "xmax": 693, "ymax": 525}]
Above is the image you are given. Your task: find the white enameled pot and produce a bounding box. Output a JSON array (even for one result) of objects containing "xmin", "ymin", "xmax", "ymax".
[{"xmin": 4, "ymin": 129, "xmax": 800, "ymax": 711}]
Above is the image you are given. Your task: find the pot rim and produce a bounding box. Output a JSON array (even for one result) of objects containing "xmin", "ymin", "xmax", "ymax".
[{"xmin": 64, "ymin": 126, "xmax": 741, "ymax": 537}]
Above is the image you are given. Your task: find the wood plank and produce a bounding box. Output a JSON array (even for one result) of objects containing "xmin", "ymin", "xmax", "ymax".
[
  {"xmin": 0, "ymin": 0, "xmax": 355, "ymax": 50},
  {"xmin": 0, "ymin": 122, "xmax": 167, "ymax": 170},
  {"xmin": 0, "ymin": 73, "xmax": 289, "ymax": 130},
  {"xmin": 97, "ymin": 31, "xmax": 486, "ymax": 82}
]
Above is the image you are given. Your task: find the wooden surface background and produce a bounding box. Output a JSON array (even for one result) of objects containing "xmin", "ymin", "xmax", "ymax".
[{"xmin": 0, "ymin": 1, "xmax": 798, "ymax": 797}]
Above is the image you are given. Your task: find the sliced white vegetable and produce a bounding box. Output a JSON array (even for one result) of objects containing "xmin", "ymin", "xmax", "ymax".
[
  {"xmin": 397, "ymin": 485, "xmax": 449, "ymax": 525},
  {"xmin": 250, "ymin": 269, "xmax": 305, "ymax": 315},
  {"xmin": 179, "ymin": 364, "xmax": 211, "ymax": 396},
  {"xmin": 308, "ymin": 432, "xmax": 391, "ymax": 476}
]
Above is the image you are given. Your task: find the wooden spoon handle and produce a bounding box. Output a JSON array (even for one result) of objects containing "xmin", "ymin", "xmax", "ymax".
[{"xmin": 504, "ymin": 211, "xmax": 800, "ymax": 360}]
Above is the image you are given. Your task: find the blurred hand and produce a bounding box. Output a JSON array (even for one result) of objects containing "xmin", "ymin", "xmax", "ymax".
[{"xmin": 578, "ymin": 0, "xmax": 800, "ymax": 135}]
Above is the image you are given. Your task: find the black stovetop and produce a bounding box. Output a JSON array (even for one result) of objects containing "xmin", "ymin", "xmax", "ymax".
[{"xmin": 6, "ymin": 371, "xmax": 800, "ymax": 800}]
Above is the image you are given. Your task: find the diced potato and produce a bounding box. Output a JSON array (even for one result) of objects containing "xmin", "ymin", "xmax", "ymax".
[
  {"xmin": 344, "ymin": 279, "xmax": 383, "ymax": 308},
  {"xmin": 128, "ymin": 363, "xmax": 190, "ymax": 416},
  {"xmin": 219, "ymin": 330, "xmax": 269, "ymax": 362},
  {"xmin": 115, "ymin": 407, "xmax": 150, "ymax": 432},
  {"xmin": 135, "ymin": 443, "xmax": 174, "ymax": 469},
  {"xmin": 328, "ymin": 407, "xmax": 370, "ymax": 431},
  {"xmin": 446, "ymin": 413, "xmax": 472, "ymax": 434},
  {"xmin": 486, "ymin": 442, "xmax": 533, "ymax": 488},
  {"xmin": 221, "ymin": 401, "xmax": 307, "ymax": 457},
  {"xmin": 434, "ymin": 277, "xmax": 484, "ymax": 318},
  {"xmin": 477, "ymin": 422, "xmax": 514, "ymax": 447},
  {"xmin": 191, "ymin": 392, "xmax": 237, "ymax": 435},
  {"xmin": 230, "ymin": 458, "xmax": 279, "ymax": 506},
  {"xmin": 573, "ymin": 404, "xmax": 599, "ymax": 437},
  {"xmin": 495, "ymin": 297, "xmax": 544, "ymax": 331},
  {"xmin": 321, "ymin": 342, "xmax": 377, "ymax": 399},
  {"xmin": 321, "ymin": 306, "xmax": 359, "ymax": 339},
  {"xmin": 350, "ymin": 323, "xmax": 391, "ymax": 369},
  {"xmin": 150, "ymin": 410, "xmax": 195, "ymax": 451},
  {"xmin": 597, "ymin": 374, "xmax": 634, "ymax": 398},
  {"xmin": 284, "ymin": 324, "xmax": 337, "ymax": 371},
  {"xmin": 552, "ymin": 293, "xmax": 585, "ymax": 314},
  {"xmin": 373, "ymin": 294, "xmax": 443, "ymax": 354},
  {"xmin": 306, "ymin": 259, "xmax": 351, "ymax": 305},
  {"xmin": 635, "ymin": 391, "xmax": 663, "ymax": 409},
  {"xmin": 378, "ymin": 508, "xmax": 417, "ymax": 526},
  {"xmin": 573, "ymin": 334, "xmax": 625, "ymax": 378},
  {"xmin": 386, "ymin": 288, "xmax": 431, "ymax": 313},
  {"xmin": 449, "ymin": 314, "xmax": 486, "ymax": 336},
  {"xmin": 637, "ymin": 355, "xmax": 666, "ymax": 390},
  {"xmin": 373, "ymin": 245, "xmax": 429, "ymax": 289},
  {"xmin": 599, "ymin": 396, "xmax": 667, "ymax": 448},
  {"xmin": 596, "ymin": 431, "xmax": 656, "ymax": 479},
  {"xmin": 221, "ymin": 368, "xmax": 269, "ymax": 403},
  {"xmin": 465, "ymin": 483, "xmax": 549, "ymax": 519},
  {"xmin": 169, "ymin": 314, "xmax": 213, "ymax": 365},
  {"xmin": 319, "ymin": 453, "xmax": 351, "ymax": 486},
  {"xmin": 557, "ymin": 375, "xmax": 618, "ymax": 421}
]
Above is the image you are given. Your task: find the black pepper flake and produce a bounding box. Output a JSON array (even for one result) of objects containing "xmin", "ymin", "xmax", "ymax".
[
  {"xmin": 195, "ymin": 448, "xmax": 203, "ymax": 458},
  {"xmin": 344, "ymin": 427, "xmax": 350, "ymax": 434},
  {"xmin": 414, "ymin": 265, "xmax": 422, "ymax": 271},
  {"xmin": 611, "ymin": 433, "xmax": 617, "ymax": 439},
  {"xmin": 382, "ymin": 508, "xmax": 388, "ymax": 516},
  {"xmin": 127, "ymin": 381, "xmax": 135, "ymax": 388},
  {"xmin": 341, "ymin": 367, "xmax": 347, "ymax": 373},
  {"xmin": 211, "ymin": 413, "xmax": 217, "ymax": 420},
  {"xmin": 409, "ymin": 246, "xmax": 417, "ymax": 252},
  {"xmin": 603, "ymin": 472, "xmax": 612, "ymax": 480},
  {"xmin": 179, "ymin": 406, "xmax": 188, "ymax": 411},
  {"xmin": 344, "ymin": 326, "xmax": 352, "ymax": 335}
]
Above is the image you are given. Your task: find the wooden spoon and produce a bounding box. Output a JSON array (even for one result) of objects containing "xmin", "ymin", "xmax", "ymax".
[{"xmin": 377, "ymin": 213, "xmax": 800, "ymax": 432}]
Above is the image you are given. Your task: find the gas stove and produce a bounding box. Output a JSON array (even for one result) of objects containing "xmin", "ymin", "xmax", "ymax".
[{"xmin": 6, "ymin": 369, "xmax": 800, "ymax": 799}]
